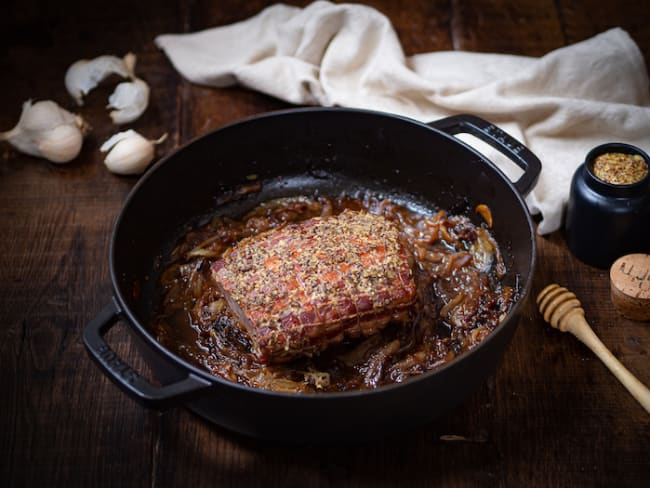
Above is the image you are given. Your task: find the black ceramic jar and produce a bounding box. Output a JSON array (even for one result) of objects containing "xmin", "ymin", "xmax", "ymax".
[{"xmin": 566, "ymin": 143, "xmax": 650, "ymax": 269}]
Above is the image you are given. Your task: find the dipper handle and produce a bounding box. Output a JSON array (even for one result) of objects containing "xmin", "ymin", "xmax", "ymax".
[{"xmin": 537, "ymin": 284, "xmax": 650, "ymax": 414}]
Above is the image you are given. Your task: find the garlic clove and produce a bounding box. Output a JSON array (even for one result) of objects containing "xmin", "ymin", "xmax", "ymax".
[
  {"xmin": 0, "ymin": 99, "xmax": 88, "ymax": 163},
  {"xmin": 107, "ymin": 78, "xmax": 150, "ymax": 124},
  {"xmin": 0, "ymin": 101, "xmax": 43, "ymax": 157},
  {"xmin": 100, "ymin": 129, "xmax": 139, "ymax": 151},
  {"xmin": 100, "ymin": 129, "xmax": 167, "ymax": 175},
  {"xmin": 37, "ymin": 124, "xmax": 84, "ymax": 163},
  {"xmin": 17, "ymin": 99, "xmax": 76, "ymax": 132},
  {"xmin": 65, "ymin": 53, "xmax": 134, "ymax": 105}
]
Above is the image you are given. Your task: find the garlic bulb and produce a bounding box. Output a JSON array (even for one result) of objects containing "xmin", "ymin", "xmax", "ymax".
[
  {"xmin": 0, "ymin": 100, "xmax": 89, "ymax": 163},
  {"xmin": 100, "ymin": 129, "xmax": 167, "ymax": 175},
  {"xmin": 65, "ymin": 53, "xmax": 133, "ymax": 105},
  {"xmin": 107, "ymin": 78, "xmax": 150, "ymax": 124}
]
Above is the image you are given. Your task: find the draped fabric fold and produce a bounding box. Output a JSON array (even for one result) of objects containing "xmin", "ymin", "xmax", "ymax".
[{"xmin": 156, "ymin": 1, "xmax": 650, "ymax": 234}]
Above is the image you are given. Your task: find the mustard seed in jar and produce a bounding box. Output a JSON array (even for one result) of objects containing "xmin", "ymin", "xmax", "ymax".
[{"xmin": 592, "ymin": 152, "xmax": 648, "ymax": 185}]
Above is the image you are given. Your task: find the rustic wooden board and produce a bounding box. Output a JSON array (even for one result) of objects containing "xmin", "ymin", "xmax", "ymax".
[{"xmin": 1, "ymin": 1, "xmax": 649, "ymax": 486}]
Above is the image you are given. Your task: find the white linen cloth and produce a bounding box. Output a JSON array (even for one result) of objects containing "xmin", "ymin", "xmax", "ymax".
[{"xmin": 155, "ymin": 1, "xmax": 650, "ymax": 234}]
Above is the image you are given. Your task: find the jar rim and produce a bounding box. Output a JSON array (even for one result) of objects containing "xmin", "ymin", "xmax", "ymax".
[{"xmin": 585, "ymin": 142, "xmax": 650, "ymax": 191}]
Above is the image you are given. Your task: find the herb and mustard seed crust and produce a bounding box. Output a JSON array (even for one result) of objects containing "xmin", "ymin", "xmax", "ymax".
[{"xmin": 212, "ymin": 209, "xmax": 417, "ymax": 363}]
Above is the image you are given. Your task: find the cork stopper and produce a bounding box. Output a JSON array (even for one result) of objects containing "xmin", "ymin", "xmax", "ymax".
[{"xmin": 610, "ymin": 253, "xmax": 650, "ymax": 321}]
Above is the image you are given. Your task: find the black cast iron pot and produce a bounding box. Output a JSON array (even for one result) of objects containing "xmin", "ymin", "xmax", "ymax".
[{"xmin": 84, "ymin": 108, "xmax": 540, "ymax": 442}]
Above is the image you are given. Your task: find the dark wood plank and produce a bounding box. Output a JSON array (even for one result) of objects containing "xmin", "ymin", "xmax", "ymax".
[
  {"xmin": 556, "ymin": 0, "xmax": 650, "ymax": 67},
  {"xmin": 516, "ymin": 236, "xmax": 650, "ymax": 486},
  {"xmin": 363, "ymin": 0, "xmax": 456, "ymax": 53},
  {"xmin": 452, "ymin": 0, "xmax": 565, "ymax": 55},
  {"xmin": 0, "ymin": 0, "xmax": 183, "ymax": 485},
  {"xmin": 2, "ymin": 0, "xmax": 650, "ymax": 487}
]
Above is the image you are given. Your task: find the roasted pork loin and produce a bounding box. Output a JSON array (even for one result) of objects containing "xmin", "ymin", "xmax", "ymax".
[{"xmin": 211, "ymin": 209, "xmax": 416, "ymax": 363}]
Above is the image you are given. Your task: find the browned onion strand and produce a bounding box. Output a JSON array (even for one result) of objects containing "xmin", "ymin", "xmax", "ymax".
[{"xmin": 150, "ymin": 194, "xmax": 515, "ymax": 393}]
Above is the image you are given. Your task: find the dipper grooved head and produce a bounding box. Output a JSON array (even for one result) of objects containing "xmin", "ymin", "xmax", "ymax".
[{"xmin": 536, "ymin": 283, "xmax": 586, "ymax": 332}]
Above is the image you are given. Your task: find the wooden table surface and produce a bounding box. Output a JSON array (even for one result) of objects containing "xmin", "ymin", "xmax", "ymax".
[{"xmin": 2, "ymin": 1, "xmax": 649, "ymax": 486}]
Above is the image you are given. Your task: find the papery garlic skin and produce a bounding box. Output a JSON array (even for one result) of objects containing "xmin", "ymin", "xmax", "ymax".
[
  {"xmin": 100, "ymin": 129, "xmax": 166, "ymax": 175},
  {"xmin": 108, "ymin": 78, "xmax": 150, "ymax": 124},
  {"xmin": 0, "ymin": 100, "xmax": 88, "ymax": 163},
  {"xmin": 65, "ymin": 53, "xmax": 132, "ymax": 105}
]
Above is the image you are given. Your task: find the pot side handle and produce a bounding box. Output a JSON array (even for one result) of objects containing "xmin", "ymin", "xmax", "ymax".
[
  {"xmin": 428, "ymin": 114, "xmax": 541, "ymax": 196},
  {"xmin": 83, "ymin": 299, "xmax": 211, "ymax": 409}
]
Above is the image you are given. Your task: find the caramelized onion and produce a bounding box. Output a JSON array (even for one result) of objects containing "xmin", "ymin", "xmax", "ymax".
[{"xmin": 150, "ymin": 194, "xmax": 515, "ymax": 393}]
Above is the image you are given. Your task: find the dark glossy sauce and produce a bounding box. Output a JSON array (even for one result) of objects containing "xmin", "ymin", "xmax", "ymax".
[{"xmin": 150, "ymin": 194, "xmax": 514, "ymax": 392}]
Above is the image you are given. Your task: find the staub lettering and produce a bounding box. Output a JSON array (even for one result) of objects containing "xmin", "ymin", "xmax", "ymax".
[
  {"xmin": 484, "ymin": 125, "xmax": 524, "ymax": 154},
  {"xmin": 97, "ymin": 344, "xmax": 139, "ymax": 384}
]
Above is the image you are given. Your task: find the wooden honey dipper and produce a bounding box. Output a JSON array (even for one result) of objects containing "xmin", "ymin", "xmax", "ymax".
[{"xmin": 537, "ymin": 284, "xmax": 650, "ymax": 414}]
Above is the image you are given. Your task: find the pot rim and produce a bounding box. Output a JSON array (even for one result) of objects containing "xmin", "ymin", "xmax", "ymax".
[{"xmin": 109, "ymin": 107, "xmax": 537, "ymax": 400}]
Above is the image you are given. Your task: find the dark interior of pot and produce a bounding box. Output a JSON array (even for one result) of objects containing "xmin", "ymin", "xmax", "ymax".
[{"xmin": 111, "ymin": 108, "xmax": 534, "ymax": 364}]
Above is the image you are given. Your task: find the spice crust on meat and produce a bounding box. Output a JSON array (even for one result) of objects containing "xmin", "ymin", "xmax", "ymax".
[{"xmin": 212, "ymin": 210, "xmax": 416, "ymax": 363}]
